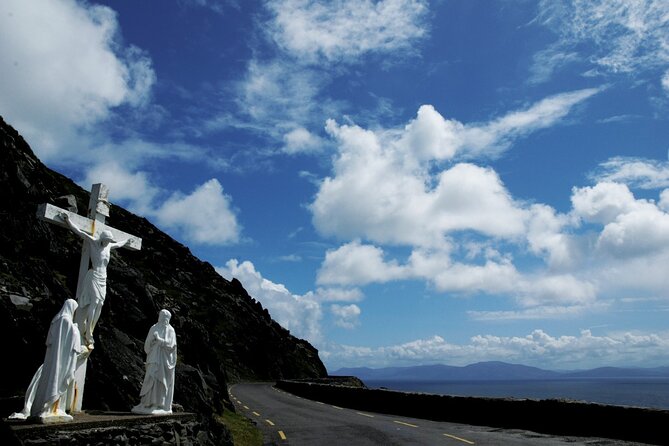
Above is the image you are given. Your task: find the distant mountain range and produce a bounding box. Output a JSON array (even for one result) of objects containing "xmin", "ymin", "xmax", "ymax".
[{"xmin": 331, "ymin": 361, "xmax": 669, "ymax": 381}]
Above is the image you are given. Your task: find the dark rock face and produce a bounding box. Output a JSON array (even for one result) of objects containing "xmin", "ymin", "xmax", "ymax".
[{"xmin": 0, "ymin": 116, "xmax": 327, "ymax": 417}]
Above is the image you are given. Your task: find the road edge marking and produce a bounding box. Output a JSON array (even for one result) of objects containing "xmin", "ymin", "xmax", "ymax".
[
  {"xmin": 394, "ymin": 420, "xmax": 419, "ymax": 428},
  {"xmin": 443, "ymin": 433, "xmax": 475, "ymax": 444},
  {"xmin": 265, "ymin": 419, "xmax": 275, "ymax": 426},
  {"xmin": 278, "ymin": 430, "xmax": 287, "ymax": 440}
]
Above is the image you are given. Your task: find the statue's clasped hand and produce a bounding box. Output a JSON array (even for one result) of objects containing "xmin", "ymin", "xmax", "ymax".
[{"xmin": 79, "ymin": 344, "xmax": 93, "ymax": 359}]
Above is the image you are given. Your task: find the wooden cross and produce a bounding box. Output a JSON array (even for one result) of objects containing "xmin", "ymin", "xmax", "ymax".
[{"xmin": 36, "ymin": 183, "xmax": 142, "ymax": 412}]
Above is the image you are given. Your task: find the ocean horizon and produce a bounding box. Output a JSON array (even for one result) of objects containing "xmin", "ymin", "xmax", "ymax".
[{"xmin": 364, "ymin": 377, "xmax": 669, "ymax": 410}]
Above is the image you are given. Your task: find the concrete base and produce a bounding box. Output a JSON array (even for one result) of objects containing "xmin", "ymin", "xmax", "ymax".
[{"xmin": 5, "ymin": 411, "xmax": 225, "ymax": 446}]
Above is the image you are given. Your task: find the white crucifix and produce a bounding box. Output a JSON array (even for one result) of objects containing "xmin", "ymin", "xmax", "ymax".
[{"xmin": 36, "ymin": 183, "xmax": 142, "ymax": 412}]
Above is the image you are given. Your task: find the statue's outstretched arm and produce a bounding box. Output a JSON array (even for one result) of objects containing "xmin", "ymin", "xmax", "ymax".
[
  {"xmin": 60, "ymin": 212, "xmax": 95, "ymax": 242},
  {"xmin": 110, "ymin": 238, "xmax": 130, "ymax": 250}
]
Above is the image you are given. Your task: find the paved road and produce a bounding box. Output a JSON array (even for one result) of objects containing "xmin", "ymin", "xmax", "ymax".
[{"xmin": 229, "ymin": 383, "xmax": 649, "ymax": 446}]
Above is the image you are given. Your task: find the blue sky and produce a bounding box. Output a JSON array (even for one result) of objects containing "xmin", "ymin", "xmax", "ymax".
[{"xmin": 2, "ymin": 0, "xmax": 669, "ymax": 372}]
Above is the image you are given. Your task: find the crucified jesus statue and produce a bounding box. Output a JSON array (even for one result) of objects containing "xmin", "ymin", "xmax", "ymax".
[
  {"xmin": 35, "ymin": 184, "xmax": 142, "ymax": 412},
  {"xmin": 60, "ymin": 212, "xmax": 129, "ymax": 348}
]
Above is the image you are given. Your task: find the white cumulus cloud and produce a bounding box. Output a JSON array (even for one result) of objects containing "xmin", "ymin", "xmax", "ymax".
[
  {"xmin": 317, "ymin": 241, "xmax": 410, "ymax": 286},
  {"xmin": 571, "ymin": 182, "xmax": 647, "ymax": 225},
  {"xmin": 154, "ymin": 179, "xmax": 242, "ymax": 246},
  {"xmin": 307, "ymin": 287, "xmax": 364, "ymax": 303},
  {"xmin": 330, "ymin": 304, "xmax": 361, "ymax": 329},
  {"xmin": 217, "ymin": 260, "xmax": 368, "ymax": 342},
  {"xmin": 526, "ymin": 204, "xmax": 578, "ymax": 269},
  {"xmin": 596, "ymin": 203, "xmax": 669, "ymax": 259},
  {"xmin": 217, "ymin": 259, "xmax": 323, "ymax": 343},
  {"xmin": 82, "ymin": 161, "xmax": 159, "ymax": 215},
  {"xmin": 318, "ymin": 241, "xmax": 597, "ymax": 311},
  {"xmin": 283, "ymin": 127, "xmax": 324, "ymax": 154},
  {"xmin": 313, "ymin": 107, "xmax": 669, "ymax": 319},
  {"xmin": 568, "ymin": 182, "xmax": 669, "ymax": 298},
  {"xmin": 312, "ymin": 91, "xmax": 596, "ymax": 247},
  {"xmin": 408, "ymin": 247, "xmax": 521, "ymax": 296},
  {"xmin": 397, "ymin": 90, "xmax": 599, "ymax": 162},
  {"xmin": 569, "ymin": 182, "xmax": 669, "ymax": 260},
  {"xmin": 0, "ymin": 0, "xmax": 155, "ymax": 160}
]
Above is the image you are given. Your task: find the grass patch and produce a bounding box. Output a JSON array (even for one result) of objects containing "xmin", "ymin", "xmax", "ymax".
[{"xmin": 220, "ymin": 410, "xmax": 264, "ymax": 446}]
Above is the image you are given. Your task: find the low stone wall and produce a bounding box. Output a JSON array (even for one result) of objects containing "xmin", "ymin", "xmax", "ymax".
[
  {"xmin": 4, "ymin": 411, "xmax": 233, "ymax": 446},
  {"xmin": 287, "ymin": 375, "xmax": 367, "ymax": 388},
  {"xmin": 277, "ymin": 379, "xmax": 668, "ymax": 445}
]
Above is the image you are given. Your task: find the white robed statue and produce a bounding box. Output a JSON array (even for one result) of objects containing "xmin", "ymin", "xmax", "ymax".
[
  {"xmin": 9, "ymin": 299, "xmax": 84, "ymax": 422},
  {"xmin": 132, "ymin": 309, "xmax": 177, "ymax": 415},
  {"xmin": 60, "ymin": 212, "xmax": 129, "ymax": 347}
]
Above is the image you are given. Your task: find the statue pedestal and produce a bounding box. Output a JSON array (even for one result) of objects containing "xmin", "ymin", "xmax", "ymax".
[{"xmin": 7, "ymin": 411, "xmax": 201, "ymax": 445}]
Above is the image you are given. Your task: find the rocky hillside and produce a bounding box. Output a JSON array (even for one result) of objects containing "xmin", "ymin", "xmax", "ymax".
[{"xmin": 0, "ymin": 116, "xmax": 327, "ymax": 417}]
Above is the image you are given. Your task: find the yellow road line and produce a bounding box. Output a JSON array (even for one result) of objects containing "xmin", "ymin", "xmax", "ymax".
[
  {"xmin": 278, "ymin": 430, "xmax": 287, "ymax": 440},
  {"xmin": 243, "ymin": 405, "xmax": 249, "ymax": 410},
  {"xmin": 265, "ymin": 419, "xmax": 275, "ymax": 426},
  {"xmin": 356, "ymin": 412, "xmax": 375, "ymax": 418},
  {"xmin": 443, "ymin": 433, "xmax": 475, "ymax": 444},
  {"xmin": 394, "ymin": 420, "xmax": 418, "ymax": 428},
  {"xmin": 252, "ymin": 411, "xmax": 261, "ymax": 416}
]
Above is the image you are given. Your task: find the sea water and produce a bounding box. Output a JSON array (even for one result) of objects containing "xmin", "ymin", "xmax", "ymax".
[{"xmin": 365, "ymin": 378, "xmax": 669, "ymax": 410}]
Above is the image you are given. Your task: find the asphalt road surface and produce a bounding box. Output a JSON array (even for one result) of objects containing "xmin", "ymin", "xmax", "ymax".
[{"xmin": 229, "ymin": 383, "xmax": 650, "ymax": 446}]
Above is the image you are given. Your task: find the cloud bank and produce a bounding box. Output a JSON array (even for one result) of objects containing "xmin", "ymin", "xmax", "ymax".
[
  {"xmin": 217, "ymin": 259, "xmax": 366, "ymax": 344},
  {"xmin": 312, "ymin": 89, "xmax": 669, "ymax": 322},
  {"xmin": 322, "ymin": 329, "xmax": 669, "ymax": 370}
]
